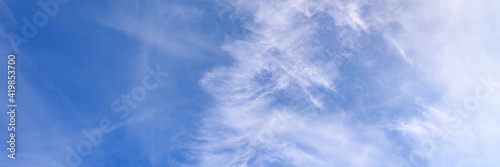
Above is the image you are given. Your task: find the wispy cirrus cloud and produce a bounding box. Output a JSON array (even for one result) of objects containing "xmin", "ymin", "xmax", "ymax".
[
  {"xmin": 195, "ymin": 0, "xmax": 401, "ymax": 166},
  {"xmin": 196, "ymin": 0, "xmax": 500, "ymax": 166}
]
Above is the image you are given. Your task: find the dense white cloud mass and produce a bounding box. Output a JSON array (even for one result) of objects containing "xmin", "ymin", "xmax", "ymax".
[
  {"xmin": 196, "ymin": 0, "xmax": 500, "ymax": 166},
  {"xmin": 386, "ymin": 0, "xmax": 500, "ymax": 166}
]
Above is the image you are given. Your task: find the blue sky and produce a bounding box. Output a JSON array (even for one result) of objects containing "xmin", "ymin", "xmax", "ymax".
[{"xmin": 0, "ymin": 0, "xmax": 500, "ymax": 166}]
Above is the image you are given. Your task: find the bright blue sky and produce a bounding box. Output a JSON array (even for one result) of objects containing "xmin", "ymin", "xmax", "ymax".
[{"xmin": 0, "ymin": 0, "xmax": 500, "ymax": 167}]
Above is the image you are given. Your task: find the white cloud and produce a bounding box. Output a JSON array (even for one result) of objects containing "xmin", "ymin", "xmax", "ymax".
[
  {"xmin": 197, "ymin": 0, "xmax": 500, "ymax": 166},
  {"xmin": 196, "ymin": 0, "xmax": 400, "ymax": 166},
  {"xmin": 382, "ymin": 0, "xmax": 500, "ymax": 166}
]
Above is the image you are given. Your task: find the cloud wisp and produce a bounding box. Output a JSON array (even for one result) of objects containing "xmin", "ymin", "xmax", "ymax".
[
  {"xmin": 195, "ymin": 0, "xmax": 400, "ymax": 166},
  {"xmin": 196, "ymin": 0, "xmax": 500, "ymax": 166}
]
